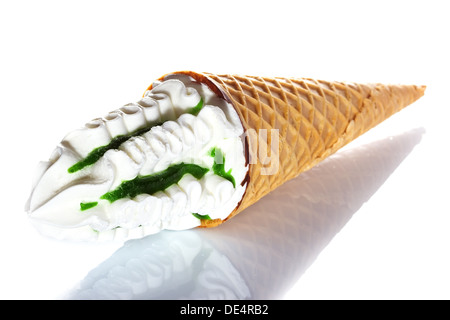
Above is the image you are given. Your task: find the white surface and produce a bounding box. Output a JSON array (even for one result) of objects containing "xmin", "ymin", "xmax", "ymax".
[{"xmin": 0, "ymin": 0, "xmax": 448, "ymax": 299}]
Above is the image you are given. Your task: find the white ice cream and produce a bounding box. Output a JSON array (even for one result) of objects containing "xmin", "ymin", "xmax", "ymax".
[{"xmin": 26, "ymin": 75, "xmax": 248, "ymax": 241}]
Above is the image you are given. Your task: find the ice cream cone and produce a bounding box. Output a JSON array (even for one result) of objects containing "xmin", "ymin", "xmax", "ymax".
[{"xmin": 151, "ymin": 71, "xmax": 426, "ymax": 228}]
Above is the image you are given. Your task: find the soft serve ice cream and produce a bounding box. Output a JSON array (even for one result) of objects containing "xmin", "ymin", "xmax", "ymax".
[{"xmin": 26, "ymin": 74, "xmax": 248, "ymax": 240}]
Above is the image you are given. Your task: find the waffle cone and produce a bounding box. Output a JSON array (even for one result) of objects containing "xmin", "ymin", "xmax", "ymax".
[{"xmin": 150, "ymin": 71, "xmax": 425, "ymax": 228}]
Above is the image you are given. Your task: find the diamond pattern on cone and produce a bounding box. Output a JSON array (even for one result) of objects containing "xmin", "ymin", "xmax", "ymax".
[{"xmin": 153, "ymin": 71, "xmax": 425, "ymax": 227}]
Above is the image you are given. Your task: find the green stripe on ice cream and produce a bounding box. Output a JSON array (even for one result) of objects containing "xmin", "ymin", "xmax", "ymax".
[
  {"xmin": 67, "ymin": 98, "xmax": 204, "ymax": 174},
  {"xmin": 100, "ymin": 163, "xmax": 209, "ymax": 203},
  {"xmin": 210, "ymin": 147, "xmax": 236, "ymax": 187},
  {"xmin": 68, "ymin": 125, "xmax": 156, "ymax": 173},
  {"xmin": 188, "ymin": 98, "xmax": 204, "ymax": 115},
  {"xmin": 80, "ymin": 201, "xmax": 98, "ymax": 211},
  {"xmin": 82, "ymin": 147, "xmax": 234, "ymax": 211},
  {"xmin": 192, "ymin": 213, "xmax": 212, "ymax": 220}
]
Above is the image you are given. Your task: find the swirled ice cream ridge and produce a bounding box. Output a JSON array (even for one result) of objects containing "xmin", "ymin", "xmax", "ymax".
[{"xmin": 26, "ymin": 75, "xmax": 248, "ymax": 241}]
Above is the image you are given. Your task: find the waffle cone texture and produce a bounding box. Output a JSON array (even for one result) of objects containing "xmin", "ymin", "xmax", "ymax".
[{"xmin": 151, "ymin": 71, "xmax": 426, "ymax": 228}]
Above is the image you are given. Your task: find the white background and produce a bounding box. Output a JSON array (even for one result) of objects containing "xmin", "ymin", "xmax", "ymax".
[{"xmin": 1, "ymin": 0, "xmax": 449, "ymax": 299}]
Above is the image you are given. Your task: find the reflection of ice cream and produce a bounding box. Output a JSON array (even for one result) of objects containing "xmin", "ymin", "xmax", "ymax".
[
  {"xmin": 26, "ymin": 75, "xmax": 248, "ymax": 240},
  {"xmin": 69, "ymin": 231, "xmax": 251, "ymax": 299}
]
